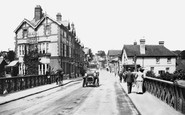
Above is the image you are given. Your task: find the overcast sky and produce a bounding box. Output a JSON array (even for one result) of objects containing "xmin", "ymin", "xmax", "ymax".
[{"xmin": 1, "ymin": 0, "xmax": 185, "ymax": 53}]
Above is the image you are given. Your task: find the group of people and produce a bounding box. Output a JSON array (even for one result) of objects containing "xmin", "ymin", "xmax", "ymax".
[
  {"xmin": 119, "ymin": 67, "xmax": 145, "ymax": 94},
  {"xmin": 46, "ymin": 68, "xmax": 64, "ymax": 85}
]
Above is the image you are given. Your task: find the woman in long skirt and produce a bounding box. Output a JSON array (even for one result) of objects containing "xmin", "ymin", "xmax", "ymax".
[{"xmin": 135, "ymin": 68, "xmax": 144, "ymax": 94}]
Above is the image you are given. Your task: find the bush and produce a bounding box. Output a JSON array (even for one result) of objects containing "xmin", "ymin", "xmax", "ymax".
[{"xmin": 146, "ymin": 71, "xmax": 156, "ymax": 78}]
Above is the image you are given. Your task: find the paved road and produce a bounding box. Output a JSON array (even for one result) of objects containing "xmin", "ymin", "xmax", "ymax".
[{"xmin": 0, "ymin": 70, "xmax": 139, "ymax": 115}]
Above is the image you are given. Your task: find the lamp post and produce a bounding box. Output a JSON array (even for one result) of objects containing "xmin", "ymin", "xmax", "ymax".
[{"xmin": 134, "ymin": 54, "xmax": 137, "ymax": 71}]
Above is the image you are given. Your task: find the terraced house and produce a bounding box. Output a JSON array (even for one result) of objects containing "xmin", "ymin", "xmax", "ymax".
[
  {"xmin": 14, "ymin": 5, "xmax": 85, "ymax": 76},
  {"xmin": 121, "ymin": 39, "xmax": 177, "ymax": 76}
]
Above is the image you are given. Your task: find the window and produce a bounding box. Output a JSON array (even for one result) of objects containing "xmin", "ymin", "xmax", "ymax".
[
  {"xmin": 23, "ymin": 29, "xmax": 28, "ymax": 38},
  {"xmin": 167, "ymin": 57, "xmax": 171, "ymax": 64},
  {"xmin": 43, "ymin": 64, "xmax": 45, "ymax": 75},
  {"xmin": 64, "ymin": 44, "xmax": 67, "ymax": 57},
  {"xmin": 166, "ymin": 67, "xmax": 169, "ymax": 73},
  {"xmin": 46, "ymin": 42, "xmax": 49, "ymax": 53},
  {"xmin": 19, "ymin": 45, "xmax": 21, "ymax": 56},
  {"xmin": 150, "ymin": 67, "xmax": 154, "ymax": 72},
  {"xmin": 156, "ymin": 57, "xmax": 160, "ymax": 64},
  {"xmin": 159, "ymin": 70, "xmax": 165, "ymax": 75},
  {"xmin": 45, "ymin": 25, "xmax": 51, "ymax": 35}
]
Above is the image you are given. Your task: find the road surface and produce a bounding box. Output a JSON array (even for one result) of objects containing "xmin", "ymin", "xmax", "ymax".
[{"xmin": 0, "ymin": 70, "xmax": 139, "ymax": 115}]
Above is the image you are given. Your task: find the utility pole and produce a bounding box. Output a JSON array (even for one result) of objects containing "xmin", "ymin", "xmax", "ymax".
[{"xmin": 134, "ymin": 54, "xmax": 137, "ymax": 71}]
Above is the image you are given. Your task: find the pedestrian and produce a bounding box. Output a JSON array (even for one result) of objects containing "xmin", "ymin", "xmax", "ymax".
[
  {"xmin": 46, "ymin": 69, "xmax": 51, "ymax": 84},
  {"xmin": 58, "ymin": 68, "xmax": 64, "ymax": 85},
  {"xmin": 125, "ymin": 68, "xmax": 135, "ymax": 94},
  {"xmin": 135, "ymin": 68, "xmax": 145, "ymax": 94},
  {"xmin": 118, "ymin": 70, "xmax": 123, "ymax": 83}
]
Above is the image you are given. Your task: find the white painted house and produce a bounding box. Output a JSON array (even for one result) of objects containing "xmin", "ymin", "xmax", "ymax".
[{"xmin": 121, "ymin": 39, "xmax": 177, "ymax": 76}]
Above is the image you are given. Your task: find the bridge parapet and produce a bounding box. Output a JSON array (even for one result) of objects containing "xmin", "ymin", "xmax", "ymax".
[
  {"xmin": 0, "ymin": 74, "xmax": 71, "ymax": 95},
  {"xmin": 144, "ymin": 76, "xmax": 185, "ymax": 114}
]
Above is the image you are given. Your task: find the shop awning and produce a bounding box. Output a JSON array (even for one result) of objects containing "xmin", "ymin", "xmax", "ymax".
[
  {"xmin": 39, "ymin": 57, "xmax": 50, "ymax": 64},
  {"xmin": 6, "ymin": 60, "xmax": 19, "ymax": 67}
]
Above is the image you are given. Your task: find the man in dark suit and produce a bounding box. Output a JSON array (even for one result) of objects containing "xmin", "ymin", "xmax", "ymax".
[{"xmin": 125, "ymin": 68, "xmax": 134, "ymax": 94}]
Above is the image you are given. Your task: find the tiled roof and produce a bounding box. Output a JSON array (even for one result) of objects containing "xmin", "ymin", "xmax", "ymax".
[
  {"xmin": 107, "ymin": 50, "xmax": 122, "ymax": 56},
  {"xmin": 14, "ymin": 14, "xmax": 67, "ymax": 33},
  {"xmin": 123, "ymin": 45, "xmax": 177, "ymax": 57}
]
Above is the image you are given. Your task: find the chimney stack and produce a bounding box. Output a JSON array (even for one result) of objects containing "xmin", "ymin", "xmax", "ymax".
[
  {"xmin": 134, "ymin": 41, "xmax": 137, "ymax": 45},
  {"xmin": 56, "ymin": 13, "xmax": 62, "ymax": 22},
  {"xmin": 159, "ymin": 41, "xmax": 164, "ymax": 46},
  {"xmin": 140, "ymin": 39, "xmax": 145, "ymax": 54},
  {"xmin": 34, "ymin": 5, "xmax": 43, "ymax": 21}
]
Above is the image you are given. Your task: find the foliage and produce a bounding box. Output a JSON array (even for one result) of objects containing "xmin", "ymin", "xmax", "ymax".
[
  {"xmin": 146, "ymin": 70, "xmax": 185, "ymax": 82},
  {"xmin": 97, "ymin": 50, "xmax": 106, "ymax": 57},
  {"xmin": 146, "ymin": 71, "xmax": 156, "ymax": 78},
  {"xmin": 6, "ymin": 50, "xmax": 16, "ymax": 62},
  {"xmin": 24, "ymin": 49, "xmax": 39, "ymax": 75},
  {"xmin": 0, "ymin": 50, "xmax": 15, "ymax": 62},
  {"xmin": 180, "ymin": 50, "xmax": 185, "ymax": 59}
]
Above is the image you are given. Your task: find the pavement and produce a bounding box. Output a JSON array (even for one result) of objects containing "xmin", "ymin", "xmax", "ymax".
[
  {"xmin": 117, "ymin": 74, "xmax": 183, "ymax": 115},
  {"xmin": 0, "ymin": 77, "xmax": 82, "ymax": 105}
]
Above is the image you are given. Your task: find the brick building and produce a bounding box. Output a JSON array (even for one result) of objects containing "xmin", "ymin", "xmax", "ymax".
[{"xmin": 14, "ymin": 5, "xmax": 85, "ymax": 77}]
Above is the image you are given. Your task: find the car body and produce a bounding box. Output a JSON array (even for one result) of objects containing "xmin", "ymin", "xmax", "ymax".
[{"xmin": 83, "ymin": 63, "xmax": 99, "ymax": 87}]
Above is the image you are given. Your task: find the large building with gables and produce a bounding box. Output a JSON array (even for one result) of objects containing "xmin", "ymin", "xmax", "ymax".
[{"xmin": 14, "ymin": 5, "xmax": 85, "ymax": 76}]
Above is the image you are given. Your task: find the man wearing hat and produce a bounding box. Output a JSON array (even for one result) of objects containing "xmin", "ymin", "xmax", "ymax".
[{"xmin": 125, "ymin": 68, "xmax": 135, "ymax": 94}]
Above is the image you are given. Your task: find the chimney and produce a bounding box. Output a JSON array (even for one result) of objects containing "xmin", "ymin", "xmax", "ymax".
[
  {"xmin": 140, "ymin": 39, "xmax": 145, "ymax": 54},
  {"xmin": 134, "ymin": 41, "xmax": 137, "ymax": 45},
  {"xmin": 34, "ymin": 5, "xmax": 43, "ymax": 21},
  {"xmin": 159, "ymin": 41, "xmax": 164, "ymax": 46},
  {"xmin": 56, "ymin": 13, "xmax": 62, "ymax": 22},
  {"xmin": 71, "ymin": 23, "xmax": 76, "ymax": 36}
]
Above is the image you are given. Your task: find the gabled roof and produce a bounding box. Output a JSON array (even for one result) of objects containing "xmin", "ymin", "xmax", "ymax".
[
  {"xmin": 123, "ymin": 45, "xmax": 177, "ymax": 57},
  {"xmin": 107, "ymin": 50, "xmax": 122, "ymax": 57},
  {"xmin": 14, "ymin": 14, "xmax": 70, "ymax": 33}
]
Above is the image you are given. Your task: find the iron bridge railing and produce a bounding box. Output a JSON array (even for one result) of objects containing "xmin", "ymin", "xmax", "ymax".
[
  {"xmin": 144, "ymin": 76, "xmax": 185, "ymax": 114},
  {"xmin": 0, "ymin": 74, "xmax": 78, "ymax": 95}
]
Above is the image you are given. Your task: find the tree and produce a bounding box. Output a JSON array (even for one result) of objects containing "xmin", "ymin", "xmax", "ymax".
[
  {"xmin": 24, "ymin": 48, "xmax": 39, "ymax": 75},
  {"xmin": 181, "ymin": 50, "xmax": 185, "ymax": 59},
  {"xmin": 6, "ymin": 50, "xmax": 16, "ymax": 62},
  {"xmin": 97, "ymin": 50, "xmax": 106, "ymax": 57}
]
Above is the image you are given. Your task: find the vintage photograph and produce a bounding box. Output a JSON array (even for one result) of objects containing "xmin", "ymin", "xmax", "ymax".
[{"xmin": 0, "ymin": 0, "xmax": 184, "ymax": 115}]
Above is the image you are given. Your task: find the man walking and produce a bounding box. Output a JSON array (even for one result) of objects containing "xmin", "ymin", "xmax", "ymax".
[{"xmin": 125, "ymin": 68, "xmax": 135, "ymax": 94}]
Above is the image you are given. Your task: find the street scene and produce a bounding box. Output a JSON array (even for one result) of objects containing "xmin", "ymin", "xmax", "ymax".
[
  {"xmin": 0, "ymin": 0, "xmax": 185, "ymax": 115},
  {"xmin": 0, "ymin": 70, "xmax": 139, "ymax": 115}
]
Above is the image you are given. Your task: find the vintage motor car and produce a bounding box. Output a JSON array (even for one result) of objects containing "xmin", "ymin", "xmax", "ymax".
[{"xmin": 82, "ymin": 63, "xmax": 99, "ymax": 87}]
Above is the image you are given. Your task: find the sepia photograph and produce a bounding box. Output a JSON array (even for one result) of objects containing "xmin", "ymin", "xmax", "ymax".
[{"xmin": 0, "ymin": 0, "xmax": 184, "ymax": 115}]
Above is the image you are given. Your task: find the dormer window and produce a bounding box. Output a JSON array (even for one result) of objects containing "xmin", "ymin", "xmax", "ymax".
[{"xmin": 23, "ymin": 29, "xmax": 28, "ymax": 38}]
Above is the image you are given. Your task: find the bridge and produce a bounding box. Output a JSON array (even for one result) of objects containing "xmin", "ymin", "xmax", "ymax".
[{"xmin": 0, "ymin": 70, "xmax": 184, "ymax": 115}]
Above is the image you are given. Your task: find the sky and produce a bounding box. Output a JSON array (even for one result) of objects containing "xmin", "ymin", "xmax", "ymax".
[{"xmin": 0, "ymin": 0, "xmax": 185, "ymax": 54}]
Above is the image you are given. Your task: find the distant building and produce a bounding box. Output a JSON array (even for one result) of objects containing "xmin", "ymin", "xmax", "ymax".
[
  {"xmin": 121, "ymin": 39, "xmax": 177, "ymax": 76},
  {"xmin": 107, "ymin": 50, "xmax": 122, "ymax": 73},
  {"xmin": 14, "ymin": 5, "xmax": 84, "ymax": 76}
]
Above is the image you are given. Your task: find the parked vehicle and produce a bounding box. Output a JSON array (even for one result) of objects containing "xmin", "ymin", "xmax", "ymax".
[{"xmin": 83, "ymin": 63, "xmax": 99, "ymax": 87}]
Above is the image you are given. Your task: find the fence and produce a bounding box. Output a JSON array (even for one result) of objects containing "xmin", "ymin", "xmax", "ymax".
[
  {"xmin": 0, "ymin": 74, "xmax": 78, "ymax": 95},
  {"xmin": 144, "ymin": 76, "xmax": 185, "ymax": 114}
]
